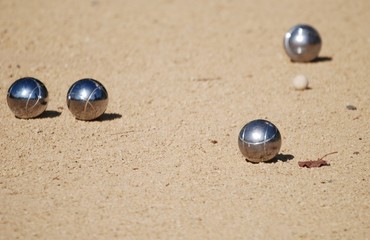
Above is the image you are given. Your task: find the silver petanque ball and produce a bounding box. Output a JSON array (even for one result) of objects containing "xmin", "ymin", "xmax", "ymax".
[
  {"xmin": 7, "ymin": 77, "xmax": 48, "ymax": 119},
  {"xmin": 66, "ymin": 78, "xmax": 108, "ymax": 121},
  {"xmin": 238, "ymin": 119, "xmax": 282, "ymax": 163},
  {"xmin": 284, "ymin": 24, "xmax": 322, "ymax": 62}
]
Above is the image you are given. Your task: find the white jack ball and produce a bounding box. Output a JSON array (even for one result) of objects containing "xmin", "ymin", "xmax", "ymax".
[{"xmin": 293, "ymin": 75, "xmax": 309, "ymax": 90}]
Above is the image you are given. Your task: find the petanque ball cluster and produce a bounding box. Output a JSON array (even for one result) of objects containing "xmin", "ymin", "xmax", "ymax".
[
  {"xmin": 6, "ymin": 23, "xmax": 322, "ymax": 163},
  {"xmin": 7, "ymin": 77, "xmax": 108, "ymax": 121}
]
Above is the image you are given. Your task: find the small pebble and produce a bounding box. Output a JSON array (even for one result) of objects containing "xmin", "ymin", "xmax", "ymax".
[
  {"xmin": 293, "ymin": 74, "xmax": 309, "ymax": 90},
  {"xmin": 346, "ymin": 105, "xmax": 357, "ymax": 110}
]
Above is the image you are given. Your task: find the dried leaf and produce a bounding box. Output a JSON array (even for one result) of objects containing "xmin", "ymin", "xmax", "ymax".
[
  {"xmin": 298, "ymin": 160, "xmax": 330, "ymax": 168},
  {"xmin": 298, "ymin": 151, "xmax": 337, "ymax": 168}
]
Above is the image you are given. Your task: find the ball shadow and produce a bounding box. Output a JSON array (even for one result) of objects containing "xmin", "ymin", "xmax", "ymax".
[
  {"xmin": 311, "ymin": 56, "xmax": 333, "ymax": 63},
  {"xmin": 95, "ymin": 113, "xmax": 122, "ymax": 122},
  {"xmin": 38, "ymin": 110, "xmax": 62, "ymax": 119},
  {"xmin": 290, "ymin": 56, "xmax": 332, "ymax": 63},
  {"xmin": 245, "ymin": 153, "xmax": 294, "ymax": 164},
  {"xmin": 265, "ymin": 153, "xmax": 295, "ymax": 163}
]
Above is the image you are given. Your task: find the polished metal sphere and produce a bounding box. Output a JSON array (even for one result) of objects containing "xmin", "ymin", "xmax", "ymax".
[
  {"xmin": 284, "ymin": 24, "xmax": 322, "ymax": 62},
  {"xmin": 66, "ymin": 78, "xmax": 108, "ymax": 121},
  {"xmin": 238, "ymin": 119, "xmax": 282, "ymax": 163},
  {"xmin": 7, "ymin": 77, "xmax": 48, "ymax": 119}
]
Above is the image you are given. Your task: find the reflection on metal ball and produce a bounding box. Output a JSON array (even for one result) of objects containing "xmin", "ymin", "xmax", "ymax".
[
  {"xmin": 7, "ymin": 77, "xmax": 48, "ymax": 119},
  {"xmin": 284, "ymin": 24, "xmax": 322, "ymax": 62},
  {"xmin": 238, "ymin": 119, "xmax": 282, "ymax": 163},
  {"xmin": 66, "ymin": 78, "xmax": 108, "ymax": 121}
]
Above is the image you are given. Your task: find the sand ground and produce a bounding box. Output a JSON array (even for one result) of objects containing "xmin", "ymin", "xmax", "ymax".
[{"xmin": 0, "ymin": 0, "xmax": 369, "ymax": 239}]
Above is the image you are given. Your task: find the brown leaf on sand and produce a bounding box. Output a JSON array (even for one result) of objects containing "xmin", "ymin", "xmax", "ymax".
[
  {"xmin": 298, "ymin": 152, "xmax": 338, "ymax": 168},
  {"xmin": 298, "ymin": 159, "xmax": 329, "ymax": 168}
]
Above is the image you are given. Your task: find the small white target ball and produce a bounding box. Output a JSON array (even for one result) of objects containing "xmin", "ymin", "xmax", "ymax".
[{"xmin": 293, "ymin": 75, "xmax": 309, "ymax": 90}]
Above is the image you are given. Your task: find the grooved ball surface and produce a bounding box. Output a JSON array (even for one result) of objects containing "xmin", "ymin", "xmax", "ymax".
[
  {"xmin": 238, "ymin": 119, "xmax": 282, "ymax": 163},
  {"xmin": 7, "ymin": 77, "xmax": 48, "ymax": 119},
  {"xmin": 67, "ymin": 79, "xmax": 109, "ymax": 121},
  {"xmin": 284, "ymin": 24, "xmax": 322, "ymax": 62}
]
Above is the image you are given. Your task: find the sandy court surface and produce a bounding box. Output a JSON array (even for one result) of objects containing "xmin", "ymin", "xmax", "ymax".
[{"xmin": 1, "ymin": 0, "xmax": 369, "ymax": 239}]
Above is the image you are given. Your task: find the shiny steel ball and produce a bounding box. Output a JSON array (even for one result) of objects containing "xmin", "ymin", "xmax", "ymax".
[
  {"xmin": 238, "ymin": 119, "xmax": 282, "ymax": 163},
  {"xmin": 7, "ymin": 77, "xmax": 48, "ymax": 119},
  {"xmin": 66, "ymin": 78, "xmax": 108, "ymax": 121},
  {"xmin": 284, "ymin": 24, "xmax": 322, "ymax": 62}
]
